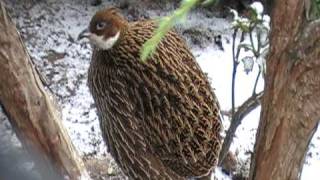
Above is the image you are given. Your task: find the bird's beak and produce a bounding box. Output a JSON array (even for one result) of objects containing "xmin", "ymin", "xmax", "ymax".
[{"xmin": 78, "ymin": 28, "xmax": 91, "ymax": 40}]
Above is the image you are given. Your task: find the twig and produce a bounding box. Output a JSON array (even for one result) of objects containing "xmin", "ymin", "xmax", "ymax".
[
  {"xmin": 221, "ymin": 27, "xmax": 253, "ymax": 166},
  {"xmin": 231, "ymin": 28, "xmax": 238, "ymax": 118},
  {"xmin": 249, "ymin": 24, "xmax": 259, "ymax": 57},
  {"xmin": 218, "ymin": 91, "xmax": 263, "ymax": 165},
  {"xmin": 252, "ymin": 69, "xmax": 261, "ymax": 95},
  {"xmin": 231, "ymin": 28, "xmax": 245, "ymax": 118},
  {"xmin": 221, "ymin": 109, "xmax": 232, "ymax": 118},
  {"xmin": 236, "ymin": 31, "xmax": 245, "ymax": 58}
]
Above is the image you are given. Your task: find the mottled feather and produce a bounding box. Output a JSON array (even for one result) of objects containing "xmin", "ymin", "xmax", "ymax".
[{"xmin": 86, "ymin": 8, "xmax": 222, "ymax": 180}]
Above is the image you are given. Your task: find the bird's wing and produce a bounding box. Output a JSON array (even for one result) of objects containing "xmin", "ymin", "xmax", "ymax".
[
  {"xmin": 132, "ymin": 29, "xmax": 222, "ymax": 176},
  {"xmin": 112, "ymin": 20, "xmax": 222, "ymax": 176}
]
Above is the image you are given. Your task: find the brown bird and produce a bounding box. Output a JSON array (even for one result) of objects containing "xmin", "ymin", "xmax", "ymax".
[{"xmin": 78, "ymin": 7, "xmax": 222, "ymax": 180}]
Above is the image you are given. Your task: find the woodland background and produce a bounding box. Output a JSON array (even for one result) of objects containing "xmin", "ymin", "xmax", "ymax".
[{"xmin": 0, "ymin": 0, "xmax": 319, "ymax": 180}]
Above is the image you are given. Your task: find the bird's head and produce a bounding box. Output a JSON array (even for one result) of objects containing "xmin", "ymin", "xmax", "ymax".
[{"xmin": 78, "ymin": 7, "xmax": 127, "ymax": 50}]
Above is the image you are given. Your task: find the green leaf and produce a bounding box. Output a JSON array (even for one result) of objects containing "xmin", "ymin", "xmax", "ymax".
[{"xmin": 140, "ymin": 0, "xmax": 200, "ymax": 62}]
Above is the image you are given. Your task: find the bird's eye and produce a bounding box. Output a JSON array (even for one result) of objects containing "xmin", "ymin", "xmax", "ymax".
[{"xmin": 96, "ymin": 22, "xmax": 106, "ymax": 30}]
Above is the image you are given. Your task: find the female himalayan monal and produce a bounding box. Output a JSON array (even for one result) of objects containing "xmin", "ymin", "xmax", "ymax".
[{"xmin": 78, "ymin": 7, "xmax": 222, "ymax": 180}]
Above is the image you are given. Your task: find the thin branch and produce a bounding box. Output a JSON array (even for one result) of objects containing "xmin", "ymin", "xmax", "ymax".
[
  {"xmin": 231, "ymin": 28, "xmax": 238, "ymax": 118},
  {"xmin": 236, "ymin": 31, "xmax": 245, "ymax": 58},
  {"xmin": 221, "ymin": 109, "xmax": 232, "ymax": 118},
  {"xmin": 218, "ymin": 91, "xmax": 263, "ymax": 165},
  {"xmin": 231, "ymin": 29, "xmax": 245, "ymax": 118},
  {"xmin": 252, "ymin": 69, "xmax": 261, "ymax": 96},
  {"xmin": 256, "ymin": 30, "xmax": 262, "ymax": 56},
  {"xmin": 249, "ymin": 31, "xmax": 257, "ymax": 56}
]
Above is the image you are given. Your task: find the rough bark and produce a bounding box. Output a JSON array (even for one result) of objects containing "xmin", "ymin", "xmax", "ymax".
[
  {"xmin": 0, "ymin": 2, "xmax": 89, "ymax": 180},
  {"xmin": 249, "ymin": 0, "xmax": 320, "ymax": 180}
]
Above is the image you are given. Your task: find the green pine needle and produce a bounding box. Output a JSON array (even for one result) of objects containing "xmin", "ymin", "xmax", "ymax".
[{"xmin": 140, "ymin": 0, "xmax": 200, "ymax": 62}]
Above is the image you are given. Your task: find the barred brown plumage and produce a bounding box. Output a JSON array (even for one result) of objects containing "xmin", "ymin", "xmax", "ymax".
[{"xmin": 78, "ymin": 7, "xmax": 222, "ymax": 180}]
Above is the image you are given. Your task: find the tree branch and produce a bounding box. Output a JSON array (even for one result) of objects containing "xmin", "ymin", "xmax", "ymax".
[
  {"xmin": 252, "ymin": 69, "xmax": 261, "ymax": 95},
  {"xmin": 231, "ymin": 28, "xmax": 239, "ymax": 118},
  {"xmin": 218, "ymin": 91, "xmax": 263, "ymax": 165},
  {"xmin": 231, "ymin": 29, "xmax": 245, "ymax": 117}
]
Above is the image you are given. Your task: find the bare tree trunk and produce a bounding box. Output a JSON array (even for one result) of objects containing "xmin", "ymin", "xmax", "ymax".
[
  {"xmin": 0, "ymin": 2, "xmax": 89, "ymax": 180},
  {"xmin": 249, "ymin": 0, "xmax": 320, "ymax": 180}
]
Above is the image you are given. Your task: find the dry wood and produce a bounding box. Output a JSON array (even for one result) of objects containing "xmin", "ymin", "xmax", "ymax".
[{"xmin": 0, "ymin": 2, "xmax": 89, "ymax": 179}]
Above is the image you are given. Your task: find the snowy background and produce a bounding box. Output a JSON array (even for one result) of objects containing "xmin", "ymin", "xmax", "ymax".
[{"xmin": 0, "ymin": 0, "xmax": 319, "ymax": 179}]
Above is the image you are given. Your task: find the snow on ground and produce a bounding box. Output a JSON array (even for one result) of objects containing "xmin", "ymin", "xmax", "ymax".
[
  {"xmin": 195, "ymin": 32, "xmax": 320, "ymax": 179},
  {"xmin": 6, "ymin": 0, "xmax": 110, "ymax": 156},
  {"xmin": 1, "ymin": 0, "xmax": 319, "ymax": 179}
]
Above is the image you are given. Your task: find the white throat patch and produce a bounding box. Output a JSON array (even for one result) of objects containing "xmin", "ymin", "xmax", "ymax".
[{"xmin": 89, "ymin": 31, "xmax": 120, "ymax": 50}]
